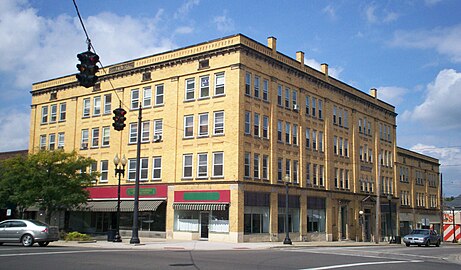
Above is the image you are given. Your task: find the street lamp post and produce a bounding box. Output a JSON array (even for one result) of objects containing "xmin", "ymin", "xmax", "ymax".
[
  {"xmin": 387, "ymin": 194, "xmax": 394, "ymax": 243},
  {"xmin": 359, "ymin": 210, "xmax": 364, "ymax": 242},
  {"xmin": 452, "ymin": 207, "xmax": 457, "ymax": 243},
  {"xmin": 283, "ymin": 174, "xmax": 292, "ymax": 245},
  {"xmin": 113, "ymin": 154, "xmax": 127, "ymax": 242}
]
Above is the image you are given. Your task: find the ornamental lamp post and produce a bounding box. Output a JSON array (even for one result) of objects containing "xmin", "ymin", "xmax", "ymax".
[
  {"xmin": 387, "ymin": 194, "xmax": 394, "ymax": 243},
  {"xmin": 283, "ymin": 174, "xmax": 292, "ymax": 245},
  {"xmin": 113, "ymin": 154, "xmax": 127, "ymax": 242},
  {"xmin": 359, "ymin": 210, "xmax": 364, "ymax": 242}
]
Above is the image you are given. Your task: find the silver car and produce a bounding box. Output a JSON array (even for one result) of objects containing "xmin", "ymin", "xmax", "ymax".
[
  {"xmin": 402, "ymin": 229, "xmax": 441, "ymax": 247},
  {"xmin": 0, "ymin": 219, "xmax": 59, "ymax": 247}
]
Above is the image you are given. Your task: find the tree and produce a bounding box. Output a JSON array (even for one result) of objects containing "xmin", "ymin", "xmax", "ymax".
[{"xmin": 0, "ymin": 150, "xmax": 97, "ymax": 223}]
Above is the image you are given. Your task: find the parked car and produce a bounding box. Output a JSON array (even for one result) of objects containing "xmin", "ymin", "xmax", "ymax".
[
  {"xmin": 402, "ymin": 229, "xmax": 441, "ymax": 247},
  {"xmin": 0, "ymin": 219, "xmax": 59, "ymax": 247}
]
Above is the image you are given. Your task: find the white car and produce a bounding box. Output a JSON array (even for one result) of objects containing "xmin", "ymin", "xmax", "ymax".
[{"xmin": 0, "ymin": 219, "xmax": 59, "ymax": 247}]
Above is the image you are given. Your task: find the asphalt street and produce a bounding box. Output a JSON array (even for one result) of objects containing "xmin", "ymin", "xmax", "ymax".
[{"xmin": 0, "ymin": 243, "xmax": 460, "ymax": 270}]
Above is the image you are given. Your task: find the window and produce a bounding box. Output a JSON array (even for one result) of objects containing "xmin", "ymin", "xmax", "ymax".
[
  {"xmin": 185, "ymin": 79, "xmax": 195, "ymax": 100},
  {"xmin": 318, "ymin": 131, "xmax": 324, "ymax": 151},
  {"xmin": 155, "ymin": 84, "xmax": 164, "ymax": 105},
  {"xmin": 277, "ymin": 85, "xmax": 283, "ymax": 106},
  {"xmin": 213, "ymin": 111, "xmax": 224, "ymax": 135},
  {"xmin": 292, "ymin": 90, "xmax": 298, "ymax": 108},
  {"xmin": 143, "ymin": 86, "xmax": 152, "ymax": 108},
  {"xmin": 184, "ymin": 115, "xmax": 194, "ymax": 138},
  {"xmin": 339, "ymin": 138, "xmax": 343, "ymax": 156},
  {"xmin": 198, "ymin": 113, "xmax": 209, "ymax": 137},
  {"xmin": 262, "ymin": 155, "xmax": 269, "ymax": 180},
  {"xmin": 127, "ymin": 158, "xmax": 149, "ymax": 181},
  {"xmin": 215, "ymin": 73, "xmax": 225, "ymax": 96},
  {"xmin": 306, "ymin": 163, "xmax": 311, "ymax": 185},
  {"xmin": 50, "ymin": 104, "xmax": 57, "ymax": 123},
  {"xmin": 312, "ymin": 130, "xmax": 317, "ymax": 150},
  {"xmin": 245, "ymin": 72, "xmax": 251, "ymax": 95},
  {"xmin": 277, "ymin": 120, "xmax": 283, "ymax": 142},
  {"xmin": 183, "ymin": 154, "xmax": 193, "ymax": 178},
  {"xmin": 345, "ymin": 170, "xmax": 349, "ymax": 189},
  {"xmin": 262, "ymin": 116, "xmax": 269, "ymax": 139},
  {"xmin": 100, "ymin": 160, "xmax": 108, "ymax": 182},
  {"xmin": 277, "ymin": 158, "xmax": 283, "ymax": 182},
  {"xmin": 103, "ymin": 94, "xmax": 111, "ymax": 114},
  {"xmin": 154, "ymin": 119, "xmax": 163, "ymax": 139},
  {"xmin": 253, "ymin": 154, "xmax": 260, "ymax": 179},
  {"xmin": 344, "ymin": 110, "xmax": 348, "ymax": 128},
  {"xmin": 102, "ymin": 127, "xmax": 110, "ymax": 147},
  {"xmin": 305, "ymin": 128, "xmax": 310, "ymax": 148},
  {"xmin": 319, "ymin": 165, "xmax": 324, "ymax": 186},
  {"xmin": 129, "ymin": 123, "xmax": 138, "ymax": 144},
  {"xmin": 200, "ymin": 76, "xmax": 210, "ymax": 98},
  {"xmin": 197, "ymin": 153, "xmax": 208, "ymax": 178},
  {"xmin": 254, "ymin": 76, "xmax": 260, "ymax": 98},
  {"xmin": 244, "ymin": 111, "xmax": 251, "ymax": 135},
  {"xmin": 305, "ymin": 96, "xmax": 310, "ymax": 115},
  {"xmin": 59, "ymin": 103, "xmax": 66, "ymax": 121},
  {"xmin": 318, "ymin": 100, "xmax": 323, "ymax": 119},
  {"xmin": 334, "ymin": 136, "xmax": 338, "ymax": 154},
  {"xmin": 91, "ymin": 128, "xmax": 99, "ymax": 147},
  {"xmin": 293, "ymin": 160, "xmax": 299, "ymax": 184},
  {"xmin": 263, "ymin": 79, "xmax": 269, "ymax": 101},
  {"xmin": 89, "ymin": 162, "xmax": 97, "ymax": 178},
  {"xmin": 213, "ymin": 152, "xmax": 224, "ymax": 177},
  {"xmin": 93, "ymin": 96, "xmax": 101, "ymax": 116},
  {"xmin": 82, "ymin": 98, "xmax": 90, "ymax": 117},
  {"xmin": 339, "ymin": 109, "xmax": 343, "ymax": 126},
  {"xmin": 81, "ymin": 129, "xmax": 89, "ymax": 149},
  {"xmin": 57, "ymin": 132, "xmax": 64, "ymax": 149},
  {"xmin": 285, "ymin": 88, "xmax": 290, "ymax": 108},
  {"xmin": 285, "ymin": 122, "xmax": 291, "ymax": 144},
  {"xmin": 152, "ymin": 157, "xmax": 162, "ymax": 180},
  {"xmin": 254, "ymin": 113, "xmax": 260, "ymax": 137},
  {"xmin": 313, "ymin": 164, "xmax": 318, "ymax": 185},
  {"xmin": 312, "ymin": 97, "xmax": 316, "ymax": 117},
  {"xmin": 359, "ymin": 119, "xmax": 363, "ymax": 133},
  {"xmin": 292, "ymin": 124, "xmax": 298, "ymax": 145},
  {"xmin": 244, "ymin": 152, "xmax": 251, "ymax": 178},
  {"xmin": 131, "ymin": 89, "xmax": 139, "ymax": 109},
  {"xmin": 141, "ymin": 121, "xmax": 150, "ymax": 142},
  {"xmin": 285, "ymin": 159, "xmax": 291, "ymax": 180},
  {"xmin": 140, "ymin": 158, "xmax": 149, "ymax": 181},
  {"xmin": 344, "ymin": 139, "xmax": 349, "ymax": 157},
  {"xmin": 333, "ymin": 106, "xmax": 337, "ymax": 124},
  {"xmin": 48, "ymin": 133, "xmax": 56, "ymax": 150}
]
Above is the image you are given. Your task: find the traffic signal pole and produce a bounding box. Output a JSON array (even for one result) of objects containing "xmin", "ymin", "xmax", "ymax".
[{"xmin": 130, "ymin": 103, "xmax": 142, "ymax": 245}]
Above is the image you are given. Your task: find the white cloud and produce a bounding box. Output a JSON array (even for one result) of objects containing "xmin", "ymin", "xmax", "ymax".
[
  {"xmin": 322, "ymin": 5, "xmax": 336, "ymax": 20},
  {"xmin": 365, "ymin": 5, "xmax": 378, "ymax": 23},
  {"xmin": 376, "ymin": 86, "xmax": 408, "ymax": 105},
  {"xmin": 425, "ymin": 0, "xmax": 442, "ymax": 6},
  {"xmin": 174, "ymin": 0, "xmax": 200, "ymax": 20},
  {"xmin": 391, "ymin": 24, "xmax": 461, "ymax": 63},
  {"xmin": 364, "ymin": 4, "xmax": 399, "ymax": 24},
  {"xmin": 404, "ymin": 69, "xmax": 461, "ymax": 129},
  {"xmin": 304, "ymin": 58, "xmax": 343, "ymax": 79},
  {"xmin": 0, "ymin": 109, "xmax": 29, "ymax": 151},
  {"xmin": 411, "ymin": 143, "xmax": 461, "ymax": 167},
  {"xmin": 213, "ymin": 11, "xmax": 235, "ymax": 33},
  {"xmin": 175, "ymin": 26, "xmax": 194, "ymax": 34}
]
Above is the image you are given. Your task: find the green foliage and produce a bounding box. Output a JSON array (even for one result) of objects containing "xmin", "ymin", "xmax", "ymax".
[
  {"xmin": 64, "ymin": 231, "xmax": 92, "ymax": 241},
  {"xmin": 0, "ymin": 150, "xmax": 98, "ymax": 222}
]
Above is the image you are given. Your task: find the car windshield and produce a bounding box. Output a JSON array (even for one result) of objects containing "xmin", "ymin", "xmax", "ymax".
[
  {"xmin": 411, "ymin": 230, "xmax": 429, "ymax": 235},
  {"xmin": 28, "ymin": 220, "xmax": 48, "ymax": 226}
]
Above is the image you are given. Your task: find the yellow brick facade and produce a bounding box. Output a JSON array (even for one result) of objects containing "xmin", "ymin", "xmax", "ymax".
[{"xmin": 30, "ymin": 34, "xmax": 440, "ymax": 242}]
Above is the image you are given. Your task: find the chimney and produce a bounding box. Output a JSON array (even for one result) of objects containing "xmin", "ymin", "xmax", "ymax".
[
  {"xmin": 296, "ymin": 51, "xmax": 305, "ymax": 66},
  {"xmin": 370, "ymin": 88, "xmax": 378, "ymax": 99},
  {"xmin": 268, "ymin": 36, "xmax": 277, "ymax": 52},
  {"xmin": 321, "ymin": 63, "xmax": 329, "ymax": 77}
]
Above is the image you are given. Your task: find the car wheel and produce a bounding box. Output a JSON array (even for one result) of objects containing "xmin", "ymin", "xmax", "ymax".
[
  {"xmin": 0, "ymin": 242, "xmax": 3, "ymax": 246},
  {"xmin": 21, "ymin": 234, "xmax": 34, "ymax": 247},
  {"xmin": 425, "ymin": 240, "xmax": 430, "ymax": 247},
  {"xmin": 436, "ymin": 240, "xmax": 440, "ymax": 247},
  {"xmin": 405, "ymin": 243, "xmax": 410, "ymax": 247},
  {"xmin": 38, "ymin": 242, "xmax": 49, "ymax": 247}
]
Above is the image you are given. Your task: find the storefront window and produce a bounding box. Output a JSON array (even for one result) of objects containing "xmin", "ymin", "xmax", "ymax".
[
  {"xmin": 244, "ymin": 206, "xmax": 270, "ymax": 234},
  {"xmin": 209, "ymin": 209, "xmax": 229, "ymax": 233},
  {"xmin": 307, "ymin": 197, "xmax": 326, "ymax": 232},
  {"xmin": 174, "ymin": 210, "xmax": 199, "ymax": 232},
  {"xmin": 278, "ymin": 208, "xmax": 300, "ymax": 233}
]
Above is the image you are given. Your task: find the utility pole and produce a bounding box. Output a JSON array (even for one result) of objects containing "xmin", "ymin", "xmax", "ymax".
[
  {"xmin": 130, "ymin": 103, "xmax": 142, "ymax": 244},
  {"xmin": 375, "ymin": 153, "xmax": 381, "ymax": 244}
]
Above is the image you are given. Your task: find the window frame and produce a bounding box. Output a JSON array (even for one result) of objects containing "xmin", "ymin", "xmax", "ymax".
[
  {"xmin": 184, "ymin": 115, "xmax": 194, "ymax": 138},
  {"xmin": 155, "ymin": 84, "xmax": 164, "ymax": 106}
]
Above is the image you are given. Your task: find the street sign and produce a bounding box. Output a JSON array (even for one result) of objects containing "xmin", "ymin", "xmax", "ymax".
[{"xmin": 6, "ymin": 209, "xmax": 11, "ymax": 216}]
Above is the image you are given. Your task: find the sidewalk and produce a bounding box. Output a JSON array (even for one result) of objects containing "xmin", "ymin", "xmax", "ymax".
[{"xmin": 51, "ymin": 237, "xmax": 389, "ymax": 251}]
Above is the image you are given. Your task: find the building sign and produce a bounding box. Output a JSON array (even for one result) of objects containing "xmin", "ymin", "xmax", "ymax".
[
  {"xmin": 87, "ymin": 184, "xmax": 167, "ymax": 199},
  {"xmin": 174, "ymin": 190, "xmax": 230, "ymax": 203},
  {"xmin": 108, "ymin": 62, "xmax": 135, "ymax": 73},
  {"xmin": 360, "ymin": 164, "xmax": 373, "ymax": 172}
]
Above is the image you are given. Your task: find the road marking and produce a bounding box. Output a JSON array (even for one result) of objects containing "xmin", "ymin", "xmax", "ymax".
[
  {"xmin": 0, "ymin": 249, "xmax": 137, "ymax": 257},
  {"xmin": 299, "ymin": 260, "xmax": 423, "ymax": 270}
]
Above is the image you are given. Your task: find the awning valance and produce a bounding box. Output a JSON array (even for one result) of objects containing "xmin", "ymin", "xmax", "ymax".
[
  {"xmin": 173, "ymin": 203, "xmax": 228, "ymax": 211},
  {"xmin": 82, "ymin": 200, "xmax": 164, "ymax": 212}
]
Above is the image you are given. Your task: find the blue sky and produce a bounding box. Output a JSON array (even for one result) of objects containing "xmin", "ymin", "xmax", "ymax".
[{"xmin": 1, "ymin": 0, "xmax": 460, "ymax": 196}]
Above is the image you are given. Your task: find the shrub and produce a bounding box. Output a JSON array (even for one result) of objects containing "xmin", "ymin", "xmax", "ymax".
[{"xmin": 64, "ymin": 231, "xmax": 92, "ymax": 241}]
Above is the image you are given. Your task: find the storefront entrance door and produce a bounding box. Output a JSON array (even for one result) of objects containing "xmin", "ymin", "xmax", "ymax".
[{"xmin": 200, "ymin": 212, "xmax": 209, "ymax": 239}]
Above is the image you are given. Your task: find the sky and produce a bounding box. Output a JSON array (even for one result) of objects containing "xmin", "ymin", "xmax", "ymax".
[{"xmin": 0, "ymin": 0, "xmax": 460, "ymax": 197}]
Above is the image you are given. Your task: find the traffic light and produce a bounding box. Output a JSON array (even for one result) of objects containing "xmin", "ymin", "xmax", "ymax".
[
  {"xmin": 76, "ymin": 50, "xmax": 100, "ymax": 88},
  {"xmin": 112, "ymin": 108, "xmax": 127, "ymax": 131}
]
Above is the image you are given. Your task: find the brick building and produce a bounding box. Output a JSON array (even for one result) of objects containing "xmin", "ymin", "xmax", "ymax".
[{"xmin": 29, "ymin": 34, "xmax": 440, "ymax": 242}]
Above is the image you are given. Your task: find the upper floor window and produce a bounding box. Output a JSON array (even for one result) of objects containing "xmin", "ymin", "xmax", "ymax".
[
  {"xmin": 183, "ymin": 154, "xmax": 193, "ymax": 179},
  {"xmin": 184, "ymin": 115, "xmax": 194, "ymax": 138},
  {"xmin": 100, "ymin": 160, "xmax": 109, "ymax": 183},
  {"xmin": 50, "ymin": 104, "xmax": 57, "ymax": 123},
  {"xmin": 57, "ymin": 132, "xmax": 65, "ymax": 149},
  {"xmin": 263, "ymin": 79, "xmax": 269, "ymax": 101},
  {"xmin": 199, "ymin": 113, "xmax": 209, "ymax": 137},
  {"xmin": 312, "ymin": 97, "xmax": 317, "ymax": 117},
  {"xmin": 93, "ymin": 96, "xmax": 101, "ymax": 116},
  {"xmin": 318, "ymin": 100, "xmax": 323, "ymax": 119},
  {"xmin": 103, "ymin": 94, "xmax": 111, "ymax": 114},
  {"xmin": 154, "ymin": 119, "xmax": 163, "ymax": 140},
  {"xmin": 254, "ymin": 76, "xmax": 260, "ymax": 98},
  {"xmin": 40, "ymin": 135, "xmax": 46, "ymax": 150},
  {"xmin": 245, "ymin": 72, "xmax": 251, "ymax": 95},
  {"xmin": 213, "ymin": 152, "xmax": 224, "ymax": 177},
  {"xmin": 141, "ymin": 121, "xmax": 150, "ymax": 143},
  {"xmin": 254, "ymin": 113, "xmax": 260, "ymax": 137},
  {"xmin": 262, "ymin": 116, "xmax": 269, "ymax": 139},
  {"xmin": 102, "ymin": 126, "xmax": 110, "ymax": 147},
  {"xmin": 197, "ymin": 153, "xmax": 208, "ymax": 178},
  {"xmin": 91, "ymin": 128, "xmax": 99, "ymax": 148},
  {"xmin": 244, "ymin": 111, "xmax": 251, "ymax": 135},
  {"xmin": 129, "ymin": 123, "xmax": 138, "ymax": 144},
  {"xmin": 185, "ymin": 78, "xmax": 195, "ymax": 101},
  {"xmin": 215, "ymin": 73, "xmax": 225, "ymax": 96},
  {"xmin": 48, "ymin": 133, "xmax": 56, "ymax": 150},
  {"xmin": 213, "ymin": 111, "xmax": 224, "ymax": 135},
  {"xmin": 285, "ymin": 88, "xmax": 290, "ymax": 108},
  {"xmin": 152, "ymin": 157, "xmax": 162, "ymax": 180},
  {"xmin": 305, "ymin": 96, "xmax": 310, "ymax": 116},
  {"xmin": 131, "ymin": 89, "xmax": 140, "ymax": 109},
  {"xmin": 83, "ymin": 98, "xmax": 90, "ymax": 117},
  {"xmin": 81, "ymin": 129, "xmax": 89, "ymax": 149},
  {"xmin": 277, "ymin": 85, "xmax": 283, "ymax": 106},
  {"xmin": 142, "ymin": 87, "xmax": 152, "ymax": 108},
  {"xmin": 200, "ymin": 76, "xmax": 210, "ymax": 98},
  {"xmin": 155, "ymin": 84, "xmax": 164, "ymax": 105},
  {"xmin": 59, "ymin": 103, "xmax": 66, "ymax": 121}
]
